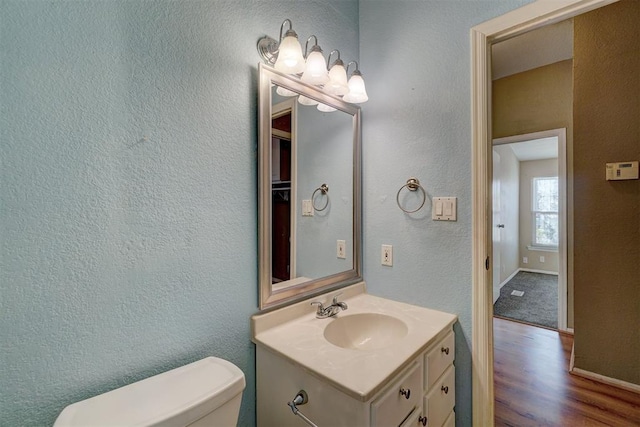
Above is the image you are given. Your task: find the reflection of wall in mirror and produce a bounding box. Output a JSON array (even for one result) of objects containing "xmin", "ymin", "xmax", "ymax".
[{"xmin": 296, "ymin": 105, "xmax": 354, "ymax": 278}]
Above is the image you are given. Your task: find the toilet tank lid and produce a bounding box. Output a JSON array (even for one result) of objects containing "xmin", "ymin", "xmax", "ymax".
[{"xmin": 54, "ymin": 356, "xmax": 246, "ymax": 427}]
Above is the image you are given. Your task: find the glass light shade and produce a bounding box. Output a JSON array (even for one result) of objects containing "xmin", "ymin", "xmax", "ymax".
[
  {"xmin": 343, "ymin": 74, "xmax": 369, "ymax": 103},
  {"xmin": 317, "ymin": 103, "xmax": 337, "ymax": 112},
  {"xmin": 298, "ymin": 95, "xmax": 319, "ymax": 106},
  {"xmin": 325, "ymin": 64, "xmax": 349, "ymax": 96},
  {"xmin": 301, "ymin": 51, "xmax": 329, "ymax": 85},
  {"xmin": 274, "ymin": 35, "xmax": 305, "ymax": 74},
  {"xmin": 276, "ymin": 86, "xmax": 298, "ymax": 97}
]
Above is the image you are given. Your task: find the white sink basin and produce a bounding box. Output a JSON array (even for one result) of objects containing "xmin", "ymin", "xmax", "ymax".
[{"xmin": 323, "ymin": 313, "xmax": 408, "ymax": 350}]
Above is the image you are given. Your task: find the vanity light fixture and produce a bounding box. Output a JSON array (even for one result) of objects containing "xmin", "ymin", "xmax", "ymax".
[
  {"xmin": 343, "ymin": 61, "xmax": 369, "ymax": 104},
  {"xmin": 276, "ymin": 86, "xmax": 298, "ymax": 97},
  {"xmin": 317, "ymin": 103, "xmax": 337, "ymax": 113},
  {"xmin": 298, "ymin": 95, "xmax": 319, "ymax": 106},
  {"xmin": 324, "ymin": 50, "xmax": 349, "ymax": 96},
  {"xmin": 258, "ymin": 20, "xmax": 368, "ymax": 105},
  {"xmin": 257, "ymin": 19, "xmax": 305, "ymax": 74},
  {"xmin": 301, "ymin": 36, "xmax": 329, "ymax": 86}
]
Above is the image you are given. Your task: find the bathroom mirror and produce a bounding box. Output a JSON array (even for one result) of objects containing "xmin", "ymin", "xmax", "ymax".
[{"xmin": 258, "ymin": 63, "xmax": 362, "ymax": 310}]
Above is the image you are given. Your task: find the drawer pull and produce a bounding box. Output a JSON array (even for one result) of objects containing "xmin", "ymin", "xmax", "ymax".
[
  {"xmin": 441, "ymin": 346, "xmax": 450, "ymax": 355},
  {"xmin": 441, "ymin": 385, "xmax": 449, "ymax": 394},
  {"xmin": 399, "ymin": 388, "xmax": 411, "ymax": 399},
  {"xmin": 418, "ymin": 415, "xmax": 428, "ymax": 426}
]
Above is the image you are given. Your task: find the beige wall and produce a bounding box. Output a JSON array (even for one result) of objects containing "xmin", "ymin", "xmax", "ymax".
[
  {"xmin": 573, "ymin": 0, "xmax": 640, "ymax": 385},
  {"xmin": 519, "ymin": 159, "xmax": 560, "ymax": 272},
  {"xmin": 493, "ymin": 60, "xmax": 574, "ymax": 326},
  {"xmin": 492, "ymin": 59, "xmax": 573, "ymax": 140}
]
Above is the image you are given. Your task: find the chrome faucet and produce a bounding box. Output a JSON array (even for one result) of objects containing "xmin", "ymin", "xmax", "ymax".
[{"xmin": 310, "ymin": 293, "xmax": 348, "ymax": 319}]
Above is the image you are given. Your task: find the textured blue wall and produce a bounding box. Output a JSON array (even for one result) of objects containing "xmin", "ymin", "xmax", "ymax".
[
  {"xmin": 0, "ymin": 1, "xmax": 357, "ymax": 426},
  {"xmin": 359, "ymin": 1, "xmax": 531, "ymax": 425}
]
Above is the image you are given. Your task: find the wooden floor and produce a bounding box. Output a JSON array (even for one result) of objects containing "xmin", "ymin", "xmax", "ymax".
[{"xmin": 494, "ymin": 317, "xmax": 640, "ymax": 426}]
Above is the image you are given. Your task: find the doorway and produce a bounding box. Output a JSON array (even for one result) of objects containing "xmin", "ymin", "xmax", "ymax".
[
  {"xmin": 271, "ymin": 99, "xmax": 297, "ymax": 287},
  {"xmin": 491, "ymin": 130, "xmax": 567, "ymax": 331},
  {"xmin": 470, "ymin": 0, "xmax": 619, "ymax": 423}
]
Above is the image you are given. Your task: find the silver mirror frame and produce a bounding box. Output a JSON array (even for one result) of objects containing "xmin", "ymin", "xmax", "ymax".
[{"xmin": 258, "ymin": 63, "xmax": 362, "ymax": 310}]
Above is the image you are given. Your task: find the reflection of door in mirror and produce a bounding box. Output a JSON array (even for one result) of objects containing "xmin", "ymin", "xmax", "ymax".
[{"xmin": 271, "ymin": 102, "xmax": 295, "ymax": 284}]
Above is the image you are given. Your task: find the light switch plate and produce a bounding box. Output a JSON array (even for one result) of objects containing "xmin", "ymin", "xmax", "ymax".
[
  {"xmin": 432, "ymin": 197, "xmax": 457, "ymax": 221},
  {"xmin": 302, "ymin": 200, "xmax": 313, "ymax": 216}
]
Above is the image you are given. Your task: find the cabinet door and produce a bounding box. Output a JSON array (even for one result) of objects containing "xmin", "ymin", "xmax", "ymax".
[
  {"xmin": 423, "ymin": 366, "xmax": 455, "ymax": 427},
  {"xmin": 371, "ymin": 361, "xmax": 421, "ymax": 427},
  {"xmin": 442, "ymin": 411, "xmax": 455, "ymax": 427}
]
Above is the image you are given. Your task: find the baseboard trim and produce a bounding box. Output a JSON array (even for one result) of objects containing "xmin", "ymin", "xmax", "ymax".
[
  {"xmin": 498, "ymin": 269, "xmax": 520, "ymax": 290},
  {"xmin": 569, "ymin": 343, "xmax": 575, "ymax": 371},
  {"xmin": 519, "ymin": 267, "xmax": 559, "ymax": 276},
  {"xmin": 570, "ymin": 365, "xmax": 640, "ymax": 394}
]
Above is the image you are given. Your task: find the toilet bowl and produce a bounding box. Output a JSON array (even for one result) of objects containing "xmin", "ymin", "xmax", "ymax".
[{"xmin": 54, "ymin": 356, "xmax": 246, "ymax": 427}]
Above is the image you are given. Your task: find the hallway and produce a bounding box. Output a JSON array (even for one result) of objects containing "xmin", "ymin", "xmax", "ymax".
[{"xmin": 494, "ymin": 317, "xmax": 640, "ymax": 426}]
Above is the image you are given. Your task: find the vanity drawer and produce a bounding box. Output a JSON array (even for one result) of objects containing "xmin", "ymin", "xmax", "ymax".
[
  {"xmin": 424, "ymin": 332, "xmax": 454, "ymax": 390},
  {"xmin": 371, "ymin": 360, "xmax": 421, "ymax": 427},
  {"xmin": 423, "ymin": 365, "xmax": 455, "ymax": 427}
]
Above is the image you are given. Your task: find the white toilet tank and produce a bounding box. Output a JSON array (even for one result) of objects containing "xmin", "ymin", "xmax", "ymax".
[{"xmin": 54, "ymin": 356, "xmax": 246, "ymax": 427}]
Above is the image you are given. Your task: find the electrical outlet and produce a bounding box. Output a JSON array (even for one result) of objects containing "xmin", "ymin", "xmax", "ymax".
[
  {"xmin": 540, "ymin": 255, "xmax": 545, "ymax": 263},
  {"xmin": 381, "ymin": 244, "xmax": 393, "ymax": 266},
  {"xmin": 523, "ymin": 256, "xmax": 528, "ymax": 264},
  {"xmin": 337, "ymin": 240, "xmax": 346, "ymax": 259}
]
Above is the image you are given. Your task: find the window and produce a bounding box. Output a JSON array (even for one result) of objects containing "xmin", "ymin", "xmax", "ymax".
[{"xmin": 532, "ymin": 177, "xmax": 558, "ymax": 247}]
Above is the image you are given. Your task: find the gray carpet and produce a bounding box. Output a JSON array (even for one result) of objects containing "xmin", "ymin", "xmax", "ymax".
[{"xmin": 493, "ymin": 271, "xmax": 558, "ymax": 329}]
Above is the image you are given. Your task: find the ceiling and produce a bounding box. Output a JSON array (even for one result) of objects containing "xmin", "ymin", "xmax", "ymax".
[
  {"xmin": 491, "ymin": 19, "xmax": 574, "ymax": 80},
  {"xmin": 508, "ymin": 137, "xmax": 558, "ymax": 161}
]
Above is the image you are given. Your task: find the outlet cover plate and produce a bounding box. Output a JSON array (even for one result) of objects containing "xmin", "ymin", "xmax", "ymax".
[{"xmin": 381, "ymin": 244, "xmax": 393, "ymax": 266}]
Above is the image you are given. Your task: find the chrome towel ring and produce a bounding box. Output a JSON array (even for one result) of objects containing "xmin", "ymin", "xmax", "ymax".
[
  {"xmin": 312, "ymin": 183, "xmax": 329, "ymax": 211},
  {"xmin": 396, "ymin": 177, "xmax": 426, "ymax": 213}
]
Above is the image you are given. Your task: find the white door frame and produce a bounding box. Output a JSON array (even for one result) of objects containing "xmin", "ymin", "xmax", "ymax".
[
  {"xmin": 493, "ymin": 129, "xmax": 568, "ymax": 331},
  {"xmin": 470, "ymin": 1, "xmax": 618, "ymax": 424}
]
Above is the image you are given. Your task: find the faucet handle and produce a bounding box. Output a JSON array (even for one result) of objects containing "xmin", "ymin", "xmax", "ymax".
[
  {"xmin": 310, "ymin": 301, "xmax": 324, "ymax": 314},
  {"xmin": 332, "ymin": 293, "xmax": 343, "ymax": 304}
]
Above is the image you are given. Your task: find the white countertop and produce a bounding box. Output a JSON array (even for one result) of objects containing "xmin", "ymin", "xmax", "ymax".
[{"xmin": 251, "ymin": 282, "xmax": 458, "ymax": 401}]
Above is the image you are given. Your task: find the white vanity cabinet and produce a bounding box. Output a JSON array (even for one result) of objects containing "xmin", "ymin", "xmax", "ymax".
[
  {"xmin": 255, "ymin": 328, "xmax": 455, "ymax": 427},
  {"xmin": 370, "ymin": 360, "xmax": 422, "ymax": 426},
  {"xmin": 420, "ymin": 331, "xmax": 456, "ymax": 426},
  {"xmin": 252, "ymin": 283, "xmax": 458, "ymax": 427}
]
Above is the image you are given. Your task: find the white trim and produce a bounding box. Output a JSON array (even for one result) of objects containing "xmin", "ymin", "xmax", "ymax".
[
  {"xmin": 571, "ymin": 367, "xmax": 640, "ymax": 394},
  {"xmin": 519, "ymin": 267, "xmax": 558, "ymax": 275},
  {"xmin": 494, "ymin": 128, "xmax": 567, "ymax": 330},
  {"xmin": 471, "ymin": 1, "xmax": 619, "ymax": 425},
  {"xmin": 498, "ymin": 269, "xmax": 520, "ymax": 290},
  {"xmin": 570, "ymin": 343, "xmax": 575, "ymax": 370},
  {"xmin": 526, "ymin": 245, "xmax": 558, "ymax": 252}
]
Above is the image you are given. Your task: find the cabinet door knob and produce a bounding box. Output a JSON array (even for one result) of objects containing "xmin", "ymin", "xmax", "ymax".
[
  {"xmin": 441, "ymin": 346, "xmax": 450, "ymax": 355},
  {"xmin": 418, "ymin": 415, "xmax": 428, "ymax": 426},
  {"xmin": 399, "ymin": 388, "xmax": 411, "ymax": 399},
  {"xmin": 441, "ymin": 385, "xmax": 449, "ymax": 394}
]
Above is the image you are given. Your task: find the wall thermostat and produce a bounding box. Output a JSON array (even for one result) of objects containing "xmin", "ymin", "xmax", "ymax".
[{"xmin": 606, "ymin": 161, "xmax": 638, "ymax": 181}]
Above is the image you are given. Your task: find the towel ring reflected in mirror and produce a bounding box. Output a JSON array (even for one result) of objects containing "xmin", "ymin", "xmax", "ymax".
[
  {"xmin": 312, "ymin": 183, "xmax": 329, "ymax": 211},
  {"xmin": 396, "ymin": 177, "xmax": 426, "ymax": 213}
]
